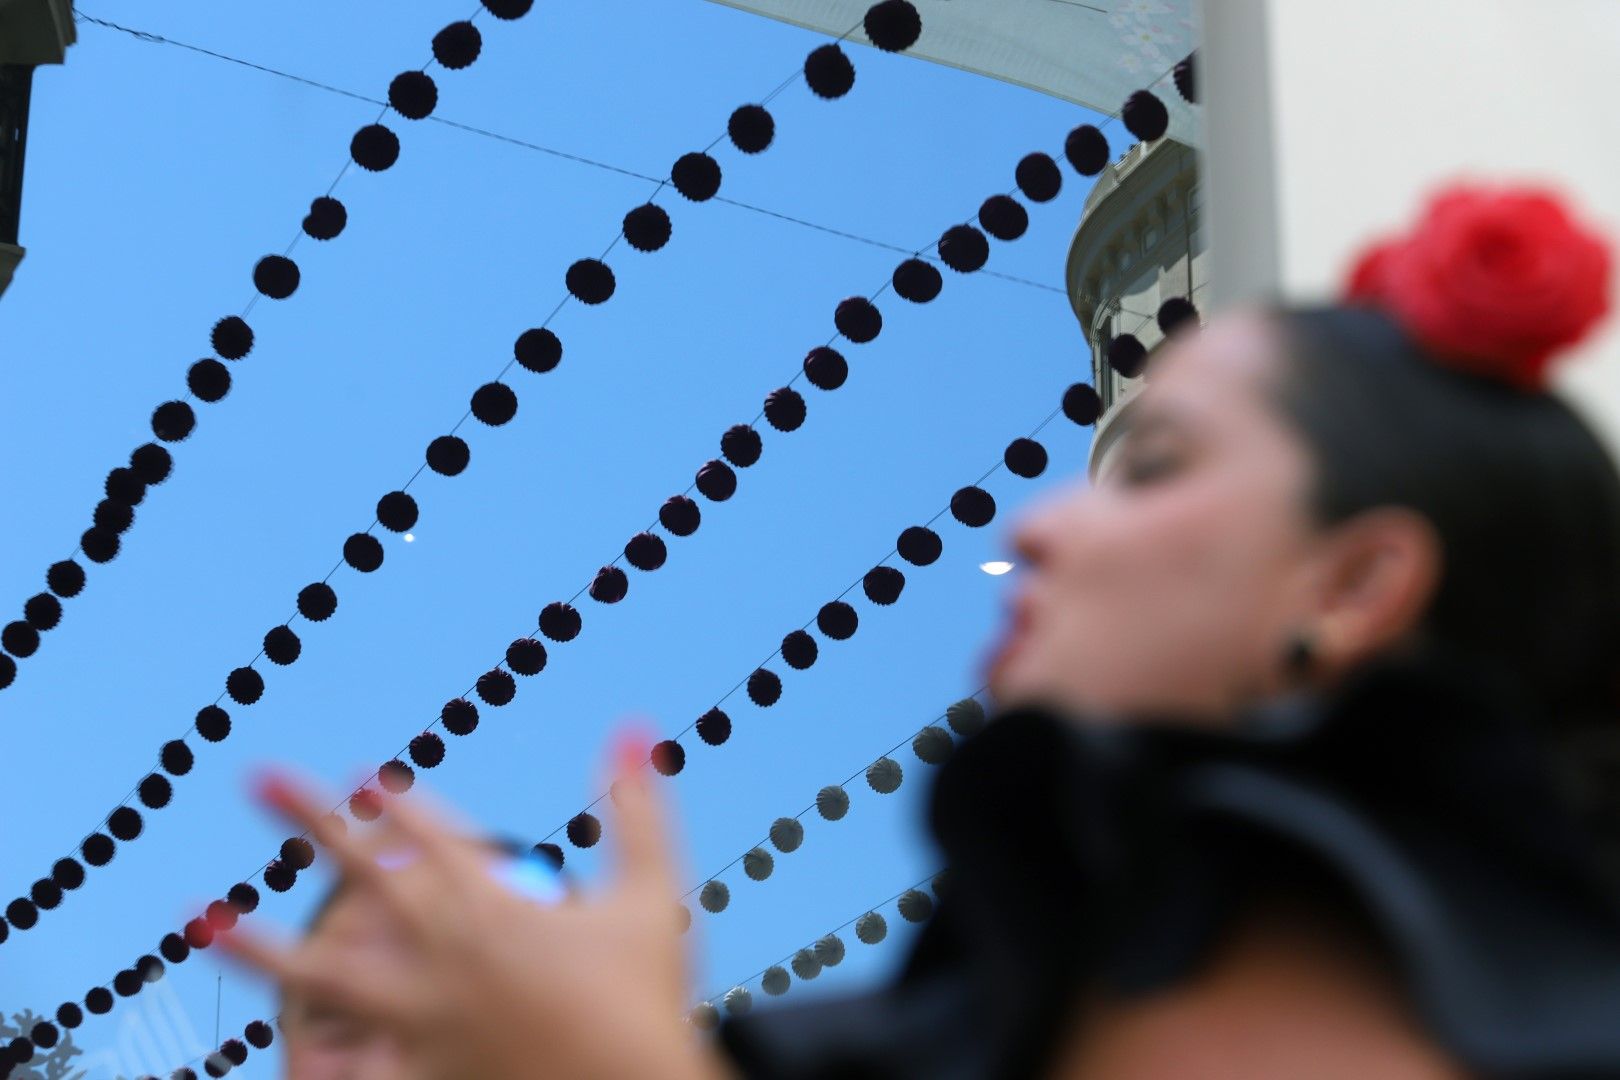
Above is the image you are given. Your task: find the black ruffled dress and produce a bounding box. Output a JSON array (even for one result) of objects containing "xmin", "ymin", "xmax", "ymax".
[{"xmin": 720, "ymin": 650, "xmax": 1620, "ymax": 1078}]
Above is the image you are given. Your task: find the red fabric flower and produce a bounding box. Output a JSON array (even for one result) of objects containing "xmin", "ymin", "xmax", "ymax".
[{"xmin": 1343, "ymin": 185, "xmax": 1612, "ymax": 391}]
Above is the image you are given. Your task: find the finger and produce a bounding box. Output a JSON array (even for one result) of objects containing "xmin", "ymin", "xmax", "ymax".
[
  {"xmin": 219, "ymin": 926, "xmax": 426, "ymax": 1027},
  {"xmin": 607, "ymin": 727, "xmax": 680, "ymax": 898},
  {"xmin": 254, "ymin": 770, "xmax": 398, "ymax": 897},
  {"xmin": 369, "ymin": 781, "xmax": 488, "ymax": 882}
]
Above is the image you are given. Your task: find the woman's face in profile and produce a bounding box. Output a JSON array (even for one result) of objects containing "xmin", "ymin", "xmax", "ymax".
[{"xmin": 989, "ymin": 312, "xmax": 1323, "ymax": 721}]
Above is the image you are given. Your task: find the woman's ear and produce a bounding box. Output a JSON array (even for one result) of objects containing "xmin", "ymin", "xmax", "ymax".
[{"xmin": 1312, "ymin": 507, "xmax": 1442, "ymax": 673}]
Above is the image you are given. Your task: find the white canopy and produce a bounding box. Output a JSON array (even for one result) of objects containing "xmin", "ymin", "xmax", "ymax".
[{"xmin": 702, "ymin": 0, "xmax": 1201, "ymax": 145}]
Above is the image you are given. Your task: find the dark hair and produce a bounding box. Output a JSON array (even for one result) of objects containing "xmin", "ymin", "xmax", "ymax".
[{"xmin": 1270, "ymin": 305, "xmax": 1620, "ymax": 846}]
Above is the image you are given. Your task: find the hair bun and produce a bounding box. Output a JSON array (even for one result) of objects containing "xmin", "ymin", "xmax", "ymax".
[{"xmin": 1343, "ymin": 184, "xmax": 1613, "ymax": 391}]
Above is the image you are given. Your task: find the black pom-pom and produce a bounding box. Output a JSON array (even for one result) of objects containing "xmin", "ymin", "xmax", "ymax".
[
  {"xmin": 85, "ymin": 987, "xmax": 114, "ymax": 1014},
  {"xmin": 659, "ymin": 496, "xmax": 701, "ymax": 537},
  {"xmin": 863, "ymin": 566, "xmax": 906, "ymax": 605},
  {"xmin": 409, "ymin": 732, "xmax": 446, "ymax": 768},
  {"xmin": 378, "ymin": 759, "xmax": 415, "ymax": 794},
  {"xmin": 565, "ymin": 259, "xmax": 615, "ymax": 305},
  {"xmin": 47, "ymin": 560, "xmax": 86, "ymax": 598},
  {"xmin": 252, "ymin": 255, "xmax": 300, "ymax": 300},
  {"xmin": 187, "ymin": 358, "xmax": 232, "ymax": 403},
  {"xmin": 505, "ymin": 637, "xmax": 547, "ymax": 675},
  {"xmin": 1004, "ymin": 437, "xmax": 1048, "ymax": 478},
  {"xmin": 105, "ymin": 466, "xmax": 146, "ymax": 506},
  {"xmin": 152, "ymin": 400, "xmax": 196, "ymax": 442},
  {"xmin": 0, "ymin": 652, "xmax": 13, "ymax": 689},
  {"xmin": 245, "ymin": 1020, "xmax": 275, "ymax": 1049},
  {"xmin": 80, "ymin": 527, "xmax": 120, "ymax": 564},
  {"xmin": 5, "ymin": 897, "xmax": 37, "ymax": 930},
  {"xmin": 343, "ymin": 533, "xmax": 384, "ymax": 573},
  {"xmin": 221, "ymin": 1038, "xmax": 248, "ymax": 1066},
  {"xmin": 228, "ymin": 882, "xmax": 260, "ymax": 914},
  {"xmin": 696, "ymin": 707, "xmax": 731, "ymax": 746},
  {"xmin": 978, "ymin": 195, "xmax": 1029, "ymax": 242},
  {"xmin": 803, "ymin": 346, "xmax": 848, "ymax": 390},
  {"xmin": 671, "ymin": 152, "xmax": 721, "ymax": 202},
  {"xmin": 112, "ymin": 969, "xmax": 142, "ymax": 997},
  {"xmin": 1122, "ymin": 89, "xmax": 1170, "ymax": 142},
  {"xmin": 81, "ymin": 833, "xmax": 115, "ymax": 866},
  {"xmin": 212, "ymin": 316, "xmax": 254, "ymax": 360},
  {"xmin": 160, "ymin": 931, "xmax": 191, "ymax": 963},
  {"xmin": 721, "ymin": 424, "xmax": 763, "ymax": 468},
  {"xmin": 817, "ymin": 600, "xmax": 858, "ymax": 640},
  {"xmin": 372, "ymin": 491, "xmax": 417, "ymax": 534},
  {"xmin": 483, "ymin": 0, "xmax": 532, "ymax": 16},
  {"xmin": 1108, "ymin": 333, "xmax": 1147, "ymax": 378},
  {"xmin": 781, "ymin": 630, "xmax": 818, "ymax": 670},
  {"xmin": 136, "ymin": 953, "xmax": 165, "ymax": 983},
  {"xmin": 865, "ymin": 0, "xmax": 922, "ymax": 51},
  {"xmin": 30, "ymin": 879, "xmax": 61, "ymax": 910},
  {"xmin": 1064, "ymin": 124, "xmax": 1110, "ymax": 176},
  {"xmin": 130, "ymin": 442, "xmax": 173, "ymax": 484},
  {"xmin": 432, "ymin": 20, "xmax": 482, "ymax": 68},
  {"xmin": 533, "ymin": 841, "xmax": 564, "ymax": 869},
  {"xmin": 108, "ymin": 806, "xmax": 143, "ymax": 842},
  {"xmin": 1158, "ymin": 296, "xmax": 1200, "ymax": 335},
  {"xmin": 696, "ymin": 460, "xmax": 737, "ymax": 502},
  {"xmin": 471, "ymin": 381, "xmax": 518, "ymax": 426},
  {"xmin": 622, "ymin": 203, "xmax": 671, "ymax": 253},
  {"xmin": 892, "ymin": 258, "xmax": 943, "ymax": 302},
  {"xmin": 56, "ymin": 1003, "xmax": 83, "ymax": 1029},
  {"xmin": 835, "ymin": 297, "xmax": 882, "ymax": 343},
  {"xmin": 589, "ymin": 566, "xmax": 629, "ymax": 604},
  {"xmin": 938, "ymin": 225, "xmax": 990, "ymax": 273},
  {"xmin": 93, "ymin": 498, "xmax": 133, "ymax": 534},
  {"xmin": 538, "ymin": 602, "xmax": 582, "ymax": 642},
  {"xmin": 226, "ymin": 665, "xmax": 265, "ymax": 705},
  {"xmin": 30, "ymin": 1022, "xmax": 58, "ymax": 1050},
  {"xmin": 263, "ymin": 624, "xmax": 301, "ymax": 666},
  {"xmin": 748, "ymin": 668, "xmax": 783, "ymax": 707},
  {"xmin": 350, "ymin": 123, "xmax": 400, "ymax": 171},
  {"xmin": 567, "ymin": 812, "xmax": 602, "ymax": 848},
  {"xmin": 897, "ymin": 525, "xmax": 942, "ymax": 566},
  {"xmin": 51, "ymin": 858, "xmax": 85, "ymax": 890},
  {"xmin": 1062, "ymin": 382, "xmax": 1102, "ymax": 426},
  {"xmin": 441, "ymin": 697, "xmax": 479, "ymax": 736},
  {"xmin": 514, "ymin": 327, "xmax": 563, "ymax": 373},
  {"xmin": 1015, "ymin": 152, "xmax": 1063, "ymax": 202},
  {"xmin": 388, "ymin": 70, "xmax": 438, "ymax": 119},
  {"xmin": 804, "ymin": 43, "xmax": 855, "ymax": 98},
  {"xmin": 1174, "ymin": 51, "xmax": 1197, "ymax": 103},
  {"xmin": 137, "ymin": 773, "xmax": 172, "ymax": 810},
  {"xmin": 24, "ymin": 592, "xmax": 61, "ymax": 630},
  {"xmin": 297, "ymin": 582, "xmax": 337, "ymax": 622},
  {"xmin": 756, "ymin": 389, "xmax": 805, "ymax": 436},
  {"xmin": 205, "ymin": 1054, "xmax": 229, "ymax": 1077},
  {"xmin": 196, "ymin": 704, "xmax": 231, "ymax": 743},
  {"xmin": 476, "ymin": 668, "xmax": 517, "ymax": 707},
  {"xmin": 728, "ymin": 105, "xmax": 775, "ymax": 153},
  {"xmin": 303, "ymin": 196, "xmax": 347, "ymax": 241},
  {"xmin": 624, "ymin": 532, "xmax": 667, "ymax": 572},
  {"xmin": 2, "ymin": 621, "xmax": 38, "ymax": 657},
  {"xmin": 426, "ymin": 435, "xmax": 470, "ymax": 476},
  {"xmin": 263, "ymin": 860, "xmax": 298, "ymax": 891},
  {"xmin": 184, "ymin": 916, "xmax": 215, "ymax": 951},
  {"xmin": 651, "ymin": 740, "xmax": 686, "ymax": 776},
  {"xmin": 950, "ymin": 486, "xmax": 996, "ymax": 527}
]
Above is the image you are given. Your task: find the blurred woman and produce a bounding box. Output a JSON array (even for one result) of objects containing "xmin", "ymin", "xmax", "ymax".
[{"xmin": 234, "ymin": 183, "xmax": 1620, "ymax": 1079}]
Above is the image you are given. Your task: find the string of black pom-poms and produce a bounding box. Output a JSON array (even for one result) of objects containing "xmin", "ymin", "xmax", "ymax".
[
  {"xmin": 688, "ymin": 869, "xmax": 948, "ymax": 1027},
  {"xmin": 0, "ymin": 0, "xmax": 923, "ymax": 949},
  {"xmin": 675, "ymin": 694, "xmax": 984, "ymax": 925},
  {"xmin": 0, "ymin": 0, "xmax": 540, "ymax": 695}
]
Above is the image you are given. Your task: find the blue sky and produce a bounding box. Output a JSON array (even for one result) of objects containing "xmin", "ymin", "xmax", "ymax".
[{"xmin": 0, "ymin": 1, "xmax": 1109, "ymax": 1073}]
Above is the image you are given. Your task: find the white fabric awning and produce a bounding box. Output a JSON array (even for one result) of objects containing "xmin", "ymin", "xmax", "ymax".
[{"xmin": 702, "ymin": 0, "xmax": 1200, "ymax": 145}]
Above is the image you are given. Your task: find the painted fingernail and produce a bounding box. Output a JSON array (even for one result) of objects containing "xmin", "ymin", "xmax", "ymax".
[{"xmin": 613, "ymin": 728, "xmax": 654, "ymax": 774}]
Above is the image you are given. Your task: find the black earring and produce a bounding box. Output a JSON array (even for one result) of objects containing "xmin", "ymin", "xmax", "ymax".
[{"xmin": 1282, "ymin": 630, "xmax": 1318, "ymax": 682}]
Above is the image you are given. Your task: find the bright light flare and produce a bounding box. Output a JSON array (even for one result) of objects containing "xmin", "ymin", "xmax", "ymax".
[
  {"xmin": 404, "ymin": 533, "xmax": 416, "ymax": 543},
  {"xmin": 979, "ymin": 561, "xmax": 1015, "ymax": 576}
]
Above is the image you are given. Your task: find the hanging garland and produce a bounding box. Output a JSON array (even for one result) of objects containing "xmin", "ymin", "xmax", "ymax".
[
  {"xmin": 675, "ymin": 695, "xmax": 983, "ymax": 922},
  {"xmin": 0, "ymin": 0, "xmax": 544, "ymax": 692},
  {"xmin": 0, "ymin": 0, "xmax": 929, "ymax": 948},
  {"xmin": 687, "ymin": 870, "xmax": 947, "ymax": 1028}
]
